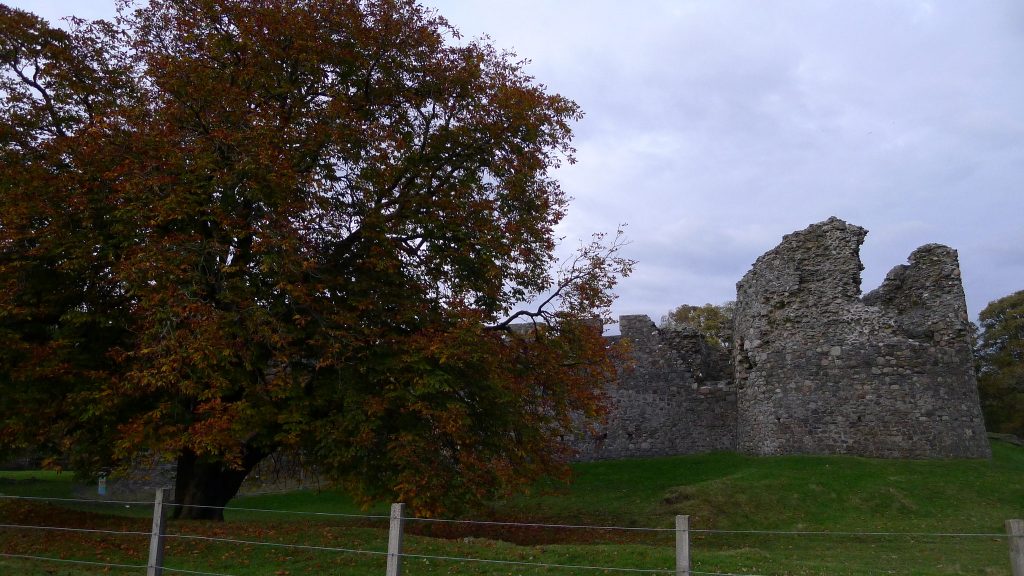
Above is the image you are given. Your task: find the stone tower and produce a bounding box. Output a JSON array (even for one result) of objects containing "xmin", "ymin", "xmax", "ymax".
[{"xmin": 732, "ymin": 217, "xmax": 990, "ymax": 458}]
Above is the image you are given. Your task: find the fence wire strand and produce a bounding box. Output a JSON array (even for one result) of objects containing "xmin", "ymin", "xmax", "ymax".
[
  {"xmin": 163, "ymin": 501, "xmax": 389, "ymax": 519},
  {"xmin": 2, "ymin": 493, "xmax": 1002, "ymax": 537},
  {"xmin": 164, "ymin": 531, "xmax": 390, "ymax": 556},
  {"xmin": 402, "ymin": 515, "xmax": 1008, "ymax": 538},
  {"xmin": 164, "ymin": 532, "xmax": 670, "ymax": 575},
  {"xmin": 162, "ymin": 566, "xmax": 238, "ymax": 576},
  {"xmin": 406, "ymin": 516, "xmax": 676, "ymax": 532},
  {"xmin": 0, "ymin": 551, "xmax": 146, "ymax": 571},
  {"xmin": 398, "ymin": 551, "xmax": 674, "ymax": 573},
  {"xmin": 692, "ymin": 528, "xmax": 1007, "ymax": 538},
  {"xmin": 692, "ymin": 565, "xmax": 765, "ymax": 569},
  {"xmin": 0, "ymin": 494, "xmax": 154, "ymax": 506},
  {"xmin": 0, "ymin": 493, "xmax": 386, "ymax": 519},
  {"xmin": 0, "ymin": 522, "xmax": 151, "ymax": 537}
]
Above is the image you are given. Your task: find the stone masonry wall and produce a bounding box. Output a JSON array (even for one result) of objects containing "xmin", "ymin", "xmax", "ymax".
[
  {"xmin": 573, "ymin": 315, "xmax": 736, "ymax": 460},
  {"xmin": 732, "ymin": 217, "xmax": 990, "ymax": 458}
]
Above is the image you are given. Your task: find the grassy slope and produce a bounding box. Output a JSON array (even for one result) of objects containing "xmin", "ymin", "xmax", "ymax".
[
  {"xmin": 502, "ymin": 441, "xmax": 1024, "ymax": 533},
  {"xmin": 2, "ymin": 440, "xmax": 1023, "ymax": 575}
]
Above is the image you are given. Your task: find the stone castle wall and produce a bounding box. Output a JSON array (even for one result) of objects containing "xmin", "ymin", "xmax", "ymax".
[
  {"xmin": 573, "ymin": 315, "xmax": 736, "ymax": 460},
  {"xmin": 731, "ymin": 218, "xmax": 989, "ymax": 458},
  {"xmin": 583, "ymin": 217, "xmax": 990, "ymax": 461}
]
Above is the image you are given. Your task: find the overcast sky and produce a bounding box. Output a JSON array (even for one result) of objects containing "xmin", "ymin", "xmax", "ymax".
[{"xmin": 13, "ymin": 0, "xmax": 1024, "ymax": 326}]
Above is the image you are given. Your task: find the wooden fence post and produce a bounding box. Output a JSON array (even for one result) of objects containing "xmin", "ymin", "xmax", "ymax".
[
  {"xmin": 386, "ymin": 503, "xmax": 405, "ymax": 576},
  {"xmin": 147, "ymin": 488, "xmax": 168, "ymax": 576},
  {"xmin": 1008, "ymin": 519, "xmax": 1024, "ymax": 576},
  {"xmin": 676, "ymin": 514, "xmax": 690, "ymax": 576}
]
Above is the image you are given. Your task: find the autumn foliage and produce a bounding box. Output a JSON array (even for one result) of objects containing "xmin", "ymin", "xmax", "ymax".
[{"xmin": 0, "ymin": 0, "xmax": 632, "ymax": 518}]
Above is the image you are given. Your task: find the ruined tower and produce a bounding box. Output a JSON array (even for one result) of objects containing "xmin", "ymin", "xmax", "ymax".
[{"xmin": 732, "ymin": 217, "xmax": 990, "ymax": 458}]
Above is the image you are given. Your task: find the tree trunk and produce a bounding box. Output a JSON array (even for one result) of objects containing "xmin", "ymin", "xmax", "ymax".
[{"xmin": 171, "ymin": 446, "xmax": 267, "ymax": 521}]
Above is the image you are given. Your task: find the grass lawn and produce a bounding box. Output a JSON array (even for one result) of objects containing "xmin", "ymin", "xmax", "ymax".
[
  {"xmin": 502, "ymin": 441, "xmax": 1024, "ymax": 534},
  {"xmin": 1, "ymin": 440, "xmax": 1022, "ymax": 575}
]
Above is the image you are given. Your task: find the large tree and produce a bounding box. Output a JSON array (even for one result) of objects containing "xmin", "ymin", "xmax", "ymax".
[
  {"xmin": 0, "ymin": 0, "xmax": 632, "ymax": 519},
  {"xmin": 976, "ymin": 290, "xmax": 1024, "ymax": 438}
]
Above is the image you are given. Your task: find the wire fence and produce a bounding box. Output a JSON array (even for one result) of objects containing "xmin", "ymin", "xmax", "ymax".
[
  {"xmin": 0, "ymin": 492, "xmax": 1021, "ymax": 576},
  {"xmin": 402, "ymin": 515, "xmax": 1010, "ymax": 538}
]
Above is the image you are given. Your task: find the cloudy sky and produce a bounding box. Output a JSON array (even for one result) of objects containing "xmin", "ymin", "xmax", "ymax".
[{"xmin": 13, "ymin": 0, "xmax": 1024, "ymax": 326}]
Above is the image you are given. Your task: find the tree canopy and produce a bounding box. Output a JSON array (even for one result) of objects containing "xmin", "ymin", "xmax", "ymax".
[
  {"xmin": 0, "ymin": 0, "xmax": 632, "ymax": 518},
  {"xmin": 975, "ymin": 290, "xmax": 1024, "ymax": 438},
  {"xmin": 660, "ymin": 302, "xmax": 734, "ymax": 348}
]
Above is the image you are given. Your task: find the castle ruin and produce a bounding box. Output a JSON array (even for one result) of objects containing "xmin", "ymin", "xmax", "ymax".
[{"xmin": 577, "ymin": 217, "xmax": 991, "ymax": 460}]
